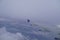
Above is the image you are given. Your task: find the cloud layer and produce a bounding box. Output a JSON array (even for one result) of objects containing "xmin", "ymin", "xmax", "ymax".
[
  {"xmin": 0, "ymin": 18, "xmax": 60, "ymax": 40},
  {"xmin": 0, "ymin": 27, "xmax": 27, "ymax": 40}
]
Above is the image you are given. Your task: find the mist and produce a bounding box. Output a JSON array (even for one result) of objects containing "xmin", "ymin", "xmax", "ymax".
[{"xmin": 0, "ymin": 0, "xmax": 60, "ymax": 24}]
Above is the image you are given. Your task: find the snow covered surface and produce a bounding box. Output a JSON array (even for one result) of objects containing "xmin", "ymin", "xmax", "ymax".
[{"xmin": 0, "ymin": 18, "xmax": 60, "ymax": 40}]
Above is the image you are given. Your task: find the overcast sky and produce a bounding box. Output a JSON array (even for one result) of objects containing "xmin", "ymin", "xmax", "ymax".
[{"xmin": 0, "ymin": 0, "xmax": 60, "ymax": 24}]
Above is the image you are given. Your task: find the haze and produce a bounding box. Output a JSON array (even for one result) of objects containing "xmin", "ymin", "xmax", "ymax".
[{"xmin": 0, "ymin": 0, "xmax": 60, "ymax": 24}]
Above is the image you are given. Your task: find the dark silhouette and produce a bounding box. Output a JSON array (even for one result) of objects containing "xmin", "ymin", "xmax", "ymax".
[
  {"xmin": 27, "ymin": 19, "xmax": 30, "ymax": 23},
  {"xmin": 54, "ymin": 37, "xmax": 60, "ymax": 40}
]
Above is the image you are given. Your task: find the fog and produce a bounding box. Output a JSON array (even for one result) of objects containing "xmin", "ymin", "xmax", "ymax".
[{"xmin": 0, "ymin": 0, "xmax": 60, "ymax": 24}]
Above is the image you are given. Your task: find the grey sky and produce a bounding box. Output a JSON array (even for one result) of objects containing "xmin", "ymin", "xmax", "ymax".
[{"xmin": 0, "ymin": 0, "xmax": 60, "ymax": 24}]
